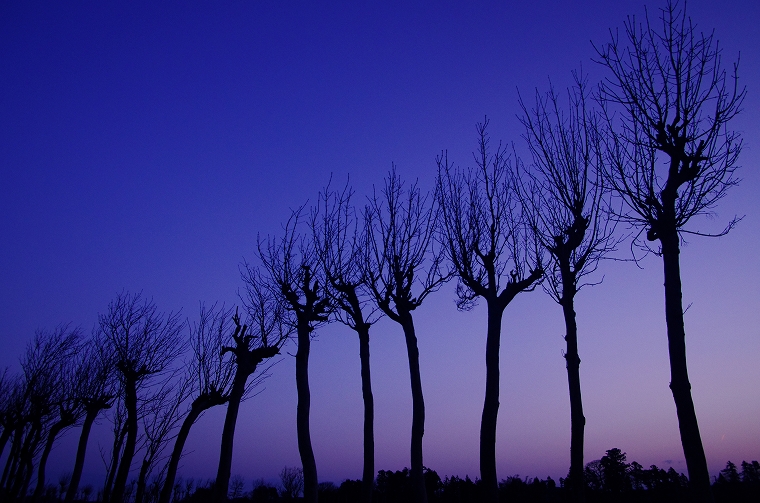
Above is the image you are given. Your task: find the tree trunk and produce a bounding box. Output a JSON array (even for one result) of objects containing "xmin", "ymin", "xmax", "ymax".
[
  {"xmin": 66, "ymin": 407, "xmax": 100, "ymax": 503},
  {"xmin": 399, "ymin": 312, "xmax": 427, "ymax": 503},
  {"xmin": 1, "ymin": 425, "xmax": 21, "ymax": 490},
  {"xmin": 480, "ymin": 301, "xmax": 502, "ymax": 503},
  {"xmin": 297, "ymin": 318, "xmax": 319, "ymax": 503},
  {"xmin": 561, "ymin": 279, "xmax": 585, "ymax": 503},
  {"xmin": 660, "ymin": 230, "xmax": 713, "ymax": 503},
  {"xmin": 33, "ymin": 420, "xmax": 68, "ymax": 502},
  {"xmin": 103, "ymin": 422, "xmax": 127, "ymax": 503},
  {"xmin": 111, "ymin": 380, "xmax": 139, "ymax": 503},
  {"xmin": 357, "ymin": 326, "xmax": 375, "ymax": 503},
  {"xmin": 160, "ymin": 403, "xmax": 204, "ymax": 503},
  {"xmin": 0, "ymin": 428, "xmax": 11, "ymax": 460},
  {"xmin": 134, "ymin": 458, "xmax": 149, "ymax": 503},
  {"xmin": 215, "ymin": 370, "xmax": 248, "ymax": 501},
  {"xmin": 10, "ymin": 420, "xmax": 40, "ymax": 500}
]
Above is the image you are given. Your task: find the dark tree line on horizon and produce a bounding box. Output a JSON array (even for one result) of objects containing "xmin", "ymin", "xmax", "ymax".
[{"xmin": 0, "ymin": 1, "xmax": 750, "ymax": 502}]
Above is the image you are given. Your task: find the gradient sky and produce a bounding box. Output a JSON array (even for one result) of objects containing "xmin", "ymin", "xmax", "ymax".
[{"xmin": 1, "ymin": 0, "xmax": 759, "ymax": 489}]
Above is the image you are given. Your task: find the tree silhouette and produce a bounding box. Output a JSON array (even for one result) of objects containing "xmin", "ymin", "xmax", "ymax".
[
  {"xmin": 260, "ymin": 210, "xmax": 331, "ymax": 503},
  {"xmin": 134, "ymin": 374, "xmax": 190, "ymax": 503},
  {"xmin": 1, "ymin": 325, "xmax": 80, "ymax": 501},
  {"xmin": 280, "ymin": 466, "xmax": 304, "ymax": 500},
  {"xmin": 437, "ymin": 122, "xmax": 542, "ymax": 503},
  {"xmin": 32, "ymin": 331, "xmax": 86, "ymax": 503},
  {"xmin": 364, "ymin": 167, "xmax": 449, "ymax": 503},
  {"xmin": 594, "ymin": 2, "xmax": 745, "ymax": 500},
  {"xmin": 159, "ymin": 303, "xmax": 237, "ymax": 503},
  {"xmin": 517, "ymin": 76, "xmax": 618, "ymax": 503},
  {"xmin": 98, "ymin": 292, "xmax": 184, "ymax": 503},
  {"xmin": 212, "ymin": 277, "xmax": 286, "ymax": 501},
  {"xmin": 311, "ymin": 181, "xmax": 382, "ymax": 503},
  {"xmin": 65, "ymin": 336, "xmax": 117, "ymax": 503},
  {"xmin": 0, "ymin": 369, "xmax": 22, "ymax": 467}
]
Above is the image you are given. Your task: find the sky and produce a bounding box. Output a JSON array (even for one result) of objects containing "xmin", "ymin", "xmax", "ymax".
[{"xmin": 1, "ymin": 0, "xmax": 759, "ymax": 490}]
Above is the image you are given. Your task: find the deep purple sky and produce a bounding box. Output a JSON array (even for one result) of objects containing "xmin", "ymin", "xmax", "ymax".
[{"xmin": 1, "ymin": 0, "xmax": 759, "ymax": 489}]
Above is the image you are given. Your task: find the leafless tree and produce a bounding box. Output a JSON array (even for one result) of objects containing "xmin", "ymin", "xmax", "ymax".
[
  {"xmin": 228, "ymin": 474, "xmax": 245, "ymax": 499},
  {"xmin": 364, "ymin": 167, "xmax": 449, "ymax": 503},
  {"xmin": 102, "ymin": 398, "xmax": 128, "ymax": 503},
  {"xmin": 98, "ymin": 291, "xmax": 185, "ymax": 503},
  {"xmin": 0, "ymin": 368, "xmax": 21, "ymax": 460},
  {"xmin": 159, "ymin": 303, "xmax": 237, "ymax": 503},
  {"xmin": 65, "ymin": 336, "xmax": 117, "ymax": 502},
  {"xmin": 2, "ymin": 325, "xmax": 80, "ymax": 501},
  {"xmin": 594, "ymin": 1, "xmax": 745, "ymax": 500},
  {"xmin": 32, "ymin": 338, "xmax": 86, "ymax": 503},
  {"xmin": 134, "ymin": 374, "xmax": 190, "ymax": 503},
  {"xmin": 437, "ymin": 122, "xmax": 543, "ymax": 503},
  {"xmin": 280, "ymin": 466, "xmax": 304, "ymax": 500},
  {"xmin": 259, "ymin": 212, "xmax": 331, "ymax": 503},
  {"xmin": 213, "ymin": 270, "xmax": 287, "ymax": 501},
  {"xmin": 517, "ymin": 76, "xmax": 619, "ymax": 503},
  {"xmin": 311, "ymin": 180, "xmax": 382, "ymax": 503}
]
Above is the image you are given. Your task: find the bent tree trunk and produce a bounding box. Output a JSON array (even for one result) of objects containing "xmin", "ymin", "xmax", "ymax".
[
  {"xmin": 215, "ymin": 371, "xmax": 248, "ymax": 501},
  {"xmin": 561, "ymin": 279, "xmax": 585, "ymax": 503},
  {"xmin": 33, "ymin": 419, "xmax": 70, "ymax": 502},
  {"xmin": 357, "ymin": 326, "xmax": 375, "ymax": 503},
  {"xmin": 111, "ymin": 380, "xmax": 139, "ymax": 503},
  {"xmin": 134, "ymin": 458, "xmax": 150, "ymax": 503},
  {"xmin": 297, "ymin": 319, "xmax": 318, "ymax": 503},
  {"xmin": 103, "ymin": 422, "xmax": 127, "ymax": 503},
  {"xmin": 480, "ymin": 302, "xmax": 503, "ymax": 503},
  {"xmin": 66, "ymin": 407, "xmax": 101, "ymax": 502},
  {"xmin": 660, "ymin": 230, "xmax": 712, "ymax": 503},
  {"xmin": 0, "ymin": 428, "xmax": 11, "ymax": 460},
  {"xmin": 161, "ymin": 396, "xmax": 223, "ymax": 503},
  {"xmin": 400, "ymin": 312, "xmax": 427, "ymax": 503}
]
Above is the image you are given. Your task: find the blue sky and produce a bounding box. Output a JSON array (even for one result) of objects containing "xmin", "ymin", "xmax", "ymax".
[{"xmin": 1, "ymin": 0, "xmax": 759, "ymax": 488}]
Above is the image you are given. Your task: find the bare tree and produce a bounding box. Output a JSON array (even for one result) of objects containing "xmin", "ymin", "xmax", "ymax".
[
  {"xmin": 594, "ymin": 1, "xmax": 745, "ymax": 500},
  {"xmin": 134, "ymin": 374, "xmax": 190, "ymax": 503},
  {"xmin": 1, "ymin": 326, "xmax": 80, "ymax": 501},
  {"xmin": 364, "ymin": 167, "xmax": 449, "ymax": 503},
  {"xmin": 102, "ymin": 398, "xmax": 127, "ymax": 503},
  {"xmin": 0, "ymin": 374, "xmax": 26, "ymax": 497},
  {"xmin": 437, "ymin": 123, "xmax": 543, "ymax": 503},
  {"xmin": 65, "ymin": 336, "xmax": 117, "ymax": 502},
  {"xmin": 311, "ymin": 181, "xmax": 382, "ymax": 503},
  {"xmin": 0, "ymin": 369, "xmax": 21, "ymax": 460},
  {"xmin": 518, "ymin": 76, "xmax": 618, "ymax": 503},
  {"xmin": 159, "ymin": 303, "xmax": 237, "ymax": 503},
  {"xmin": 32, "ymin": 334, "xmax": 86, "ymax": 503},
  {"xmin": 213, "ymin": 271, "xmax": 287, "ymax": 501},
  {"xmin": 98, "ymin": 291, "xmax": 185, "ymax": 503},
  {"xmin": 280, "ymin": 466, "xmax": 304, "ymax": 500},
  {"xmin": 259, "ymin": 212, "xmax": 331, "ymax": 503}
]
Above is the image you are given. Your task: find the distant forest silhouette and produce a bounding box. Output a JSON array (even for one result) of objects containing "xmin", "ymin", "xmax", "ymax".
[{"xmin": 0, "ymin": 1, "xmax": 753, "ymax": 502}]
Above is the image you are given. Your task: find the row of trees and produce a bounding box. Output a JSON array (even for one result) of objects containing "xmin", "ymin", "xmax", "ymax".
[{"xmin": 0, "ymin": 1, "xmax": 746, "ymax": 502}]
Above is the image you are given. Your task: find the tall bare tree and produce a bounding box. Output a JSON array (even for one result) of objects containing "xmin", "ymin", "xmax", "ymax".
[
  {"xmin": 364, "ymin": 167, "xmax": 449, "ymax": 503},
  {"xmin": 518, "ymin": 77, "xmax": 618, "ymax": 502},
  {"xmin": 134, "ymin": 374, "xmax": 189, "ymax": 503},
  {"xmin": 98, "ymin": 292, "xmax": 185, "ymax": 503},
  {"xmin": 0, "ymin": 369, "xmax": 21, "ymax": 461},
  {"xmin": 260, "ymin": 213, "xmax": 331, "ymax": 503},
  {"xmin": 594, "ymin": 1, "xmax": 745, "ymax": 500},
  {"xmin": 311, "ymin": 181, "xmax": 382, "ymax": 503},
  {"xmin": 2, "ymin": 325, "xmax": 80, "ymax": 501},
  {"xmin": 65, "ymin": 336, "xmax": 117, "ymax": 503},
  {"xmin": 437, "ymin": 123, "xmax": 543, "ymax": 503},
  {"xmin": 159, "ymin": 303, "xmax": 237, "ymax": 503},
  {"xmin": 213, "ymin": 272, "xmax": 287, "ymax": 501},
  {"xmin": 32, "ymin": 340, "xmax": 85, "ymax": 503}
]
